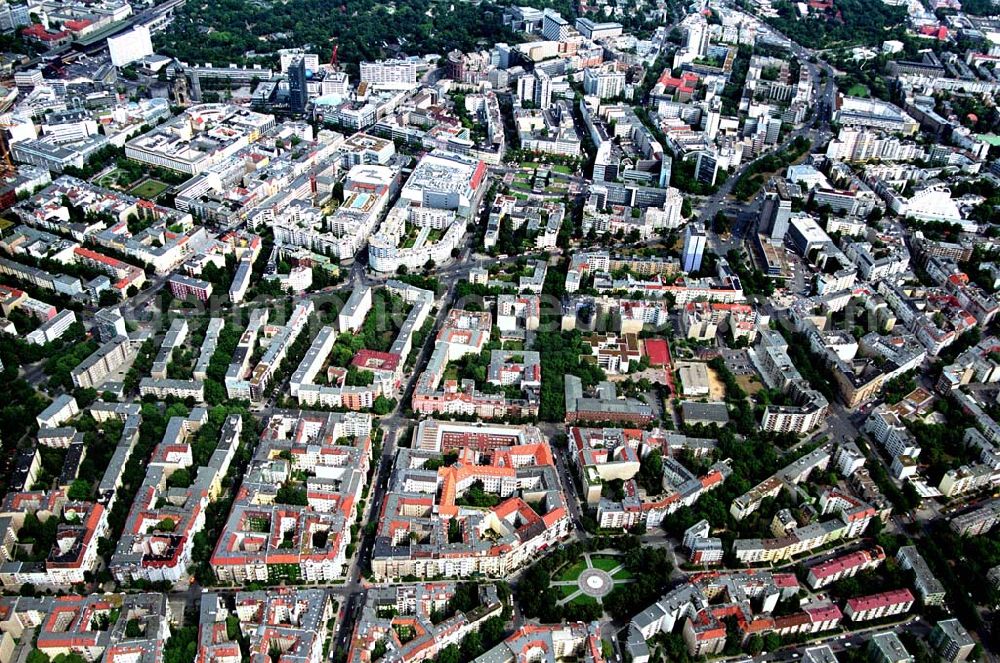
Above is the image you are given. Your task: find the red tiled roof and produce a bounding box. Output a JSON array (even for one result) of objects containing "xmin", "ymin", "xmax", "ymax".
[
  {"xmin": 21, "ymin": 24, "xmax": 68, "ymax": 41},
  {"xmin": 63, "ymin": 19, "xmax": 92, "ymax": 31},
  {"xmin": 847, "ymin": 588, "xmax": 914, "ymax": 613},
  {"xmin": 351, "ymin": 349, "xmax": 401, "ymax": 372}
]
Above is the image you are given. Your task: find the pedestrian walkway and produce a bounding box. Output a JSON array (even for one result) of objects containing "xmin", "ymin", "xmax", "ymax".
[{"xmin": 553, "ymin": 552, "xmax": 635, "ymax": 606}]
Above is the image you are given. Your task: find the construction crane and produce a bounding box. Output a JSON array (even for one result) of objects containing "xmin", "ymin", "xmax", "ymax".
[
  {"xmin": 328, "ymin": 39, "xmax": 339, "ymax": 71},
  {"xmin": 313, "ymin": 39, "xmax": 340, "ymax": 124}
]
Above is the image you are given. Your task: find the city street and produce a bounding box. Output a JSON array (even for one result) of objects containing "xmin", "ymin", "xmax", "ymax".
[{"xmin": 5, "ymin": 0, "xmax": 998, "ymax": 659}]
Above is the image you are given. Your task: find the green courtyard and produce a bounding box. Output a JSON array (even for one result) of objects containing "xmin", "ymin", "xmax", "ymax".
[
  {"xmin": 129, "ymin": 179, "xmax": 170, "ymax": 200},
  {"xmin": 94, "ymin": 168, "xmax": 138, "ymax": 189}
]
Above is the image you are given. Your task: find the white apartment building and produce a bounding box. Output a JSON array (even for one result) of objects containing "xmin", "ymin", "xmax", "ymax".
[
  {"xmin": 368, "ymin": 205, "xmax": 466, "ymax": 274},
  {"xmin": 26, "ymin": 309, "xmax": 76, "ymax": 345},
  {"xmin": 844, "ymin": 590, "xmax": 914, "ymax": 622},
  {"xmin": 574, "ymin": 18, "xmax": 623, "ymax": 40},
  {"xmin": 542, "ymin": 9, "xmax": 573, "ymax": 40},
  {"xmin": 139, "ymin": 378, "xmax": 205, "ymax": 401},
  {"xmin": 339, "ymin": 285, "xmax": 372, "ymax": 333},
  {"xmin": 938, "ymin": 463, "xmax": 999, "ymax": 498},
  {"xmin": 36, "ymin": 394, "xmax": 79, "ymax": 429},
  {"xmin": 71, "ymin": 337, "xmax": 135, "ymax": 389},
  {"xmin": 583, "ymin": 66, "xmax": 626, "ymax": 99},
  {"xmin": 865, "ymin": 405, "xmax": 922, "ymax": 459},
  {"xmin": 359, "ymin": 59, "xmax": 418, "ymax": 89}
]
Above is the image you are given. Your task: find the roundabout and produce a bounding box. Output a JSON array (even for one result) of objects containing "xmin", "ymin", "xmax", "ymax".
[
  {"xmin": 578, "ymin": 568, "xmax": 613, "ymax": 598},
  {"xmin": 551, "ymin": 552, "xmax": 635, "ymax": 608}
]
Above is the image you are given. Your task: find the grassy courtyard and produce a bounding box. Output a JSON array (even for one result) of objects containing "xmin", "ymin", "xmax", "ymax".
[
  {"xmin": 129, "ymin": 179, "xmax": 170, "ymax": 200},
  {"xmin": 611, "ymin": 567, "xmax": 634, "ymax": 580},
  {"xmin": 94, "ymin": 168, "xmax": 138, "ymax": 189},
  {"xmin": 567, "ymin": 594, "xmax": 599, "ymax": 607},
  {"xmin": 846, "ymin": 83, "xmax": 870, "ymax": 97},
  {"xmin": 590, "ymin": 556, "xmax": 622, "ymax": 573},
  {"xmin": 557, "ymin": 559, "xmax": 589, "ymax": 582}
]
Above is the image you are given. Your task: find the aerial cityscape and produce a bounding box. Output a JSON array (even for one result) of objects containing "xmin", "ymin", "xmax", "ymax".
[{"xmin": 0, "ymin": 0, "xmax": 998, "ymax": 661}]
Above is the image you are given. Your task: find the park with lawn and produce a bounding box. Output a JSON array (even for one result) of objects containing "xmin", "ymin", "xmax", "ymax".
[
  {"xmin": 551, "ymin": 551, "xmax": 635, "ymax": 609},
  {"xmin": 508, "ymin": 165, "xmax": 571, "ymax": 197},
  {"xmin": 846, "ymin": 83, "xmax": 870, "ymax": 97},
  {"xmin": 129, "ymin": 179, "xmax": 170, "ymax": 201},
  {"xmin": 93, "ymin": 168, "xmax": 139, "ymax": 189},
  {"xmin": 91, "ymin": 170, "xmax": 170, "ymax": 202},
  {"xmin": 516, "ymin": 537, "xmax": 675, "ymax": 624}
]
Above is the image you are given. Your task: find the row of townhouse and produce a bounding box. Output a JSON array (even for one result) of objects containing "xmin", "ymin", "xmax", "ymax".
[
  {"xmin": 730, "ymin": 444, "xmax": 832, "ymax": 521},
  {"xmin": 595, "ymin": 458, "xmax": 732, "ymax": 530},
  {"xmin": 289, "ymin": 282, "xmax": 433, "ymax": 410},
  {"xmin": 110, "ymin": 411, "xmax": 242, "ymax": 583},
  {"xmin": 0, "ymin": 593, "xmax": 169, "ymax": 663},
  {"xmin": 0, "ymin": 491, "xmax": 106, "ymax": 589},
  {"xmin": 347, "ymin": 583, "xmax": 503, "ymax": 663},
  {"xmin": 210, "ymin": 411, "xmax": 372, "ymax": 584},
  {"xmin": 733, "ymin": 490, "xmax": 876, "ymax": 565},
  {"xmin": 197, "ymin": 589, "xmax": 333, "ymax": 663},
  {"xmin": 950, "ymin": 496, "xmax": 1000, "ymax": 537},
  {"xmin": 225, "ymin": 301, "xmax": 314, "ymax": 403},
  {"xmin": 804, "ymin": 546, "xmax": 886, "ymax": 589},
  {"xmin": 411, "ymin": 309, "xmax": 542, "ymax": 420},
  {"xmin": 625, "ymin": 570, "xmax": 838, "ymax": 659}
]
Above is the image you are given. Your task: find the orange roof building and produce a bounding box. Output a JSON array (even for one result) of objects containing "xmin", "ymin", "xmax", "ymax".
[{"xmin": 372, "ymin": 421, "xmax": 571, "ymax": 580}]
